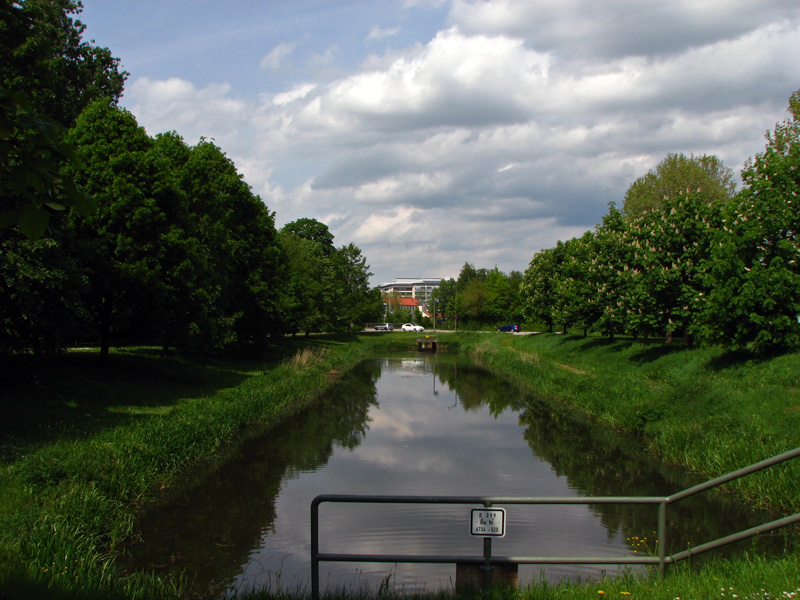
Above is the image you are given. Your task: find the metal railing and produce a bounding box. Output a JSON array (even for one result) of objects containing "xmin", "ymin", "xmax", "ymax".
[{"xmin": 311, "ymin": 447, "xmax": 800, "ymax": 599}]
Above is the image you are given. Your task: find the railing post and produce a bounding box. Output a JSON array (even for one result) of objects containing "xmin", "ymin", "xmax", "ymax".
[
  {"xmin": 657, "ymin": 500, "xmax": 667, "ymax": 579},
  {"xmin": 482, "ymin": 537, "xmax": 493, "ymax": 593},
  {"xmin": 482, "ymin": 500, "xmax": 494, "ymax": 592},
  {"xmin": 311, "ymin": 498, "xmax": 320, "ymax": 600}
]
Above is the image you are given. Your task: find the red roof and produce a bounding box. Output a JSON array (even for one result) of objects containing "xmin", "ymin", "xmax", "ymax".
[{"xmin": 399, "ymin": 297, "xmax": 421, "ymax": 307}]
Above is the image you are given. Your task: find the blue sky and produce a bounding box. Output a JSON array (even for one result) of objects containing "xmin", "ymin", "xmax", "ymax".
[{"xmin": 77, "ymin": 0, "xmax": 800, "ymax": 285}]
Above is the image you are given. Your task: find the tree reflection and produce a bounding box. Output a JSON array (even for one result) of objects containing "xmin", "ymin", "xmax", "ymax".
[
  {"xmin": 518, "ymin": 401, "xmax": 778, "ymax": 557},
  {"xmin": 123, "ymin": 364, "xmax": 378, "ymax": 595}
]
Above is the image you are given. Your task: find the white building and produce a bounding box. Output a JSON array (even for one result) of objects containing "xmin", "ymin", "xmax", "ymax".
[{"xmin": 378, "ymin": 277, "xmax": 442, "ymax": 306}]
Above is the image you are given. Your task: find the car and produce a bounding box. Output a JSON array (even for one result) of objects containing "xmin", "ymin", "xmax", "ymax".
[
  {"xmin": 374, "ymin": 323, "xmax": 394, "ymax": 331},
  {"xmin": 496, "ymin": 323, "xmax": 520, "ymax": 333},
  {"xmin": 401, "ymin": 322, "xmax": 424, "ymax": 332}
]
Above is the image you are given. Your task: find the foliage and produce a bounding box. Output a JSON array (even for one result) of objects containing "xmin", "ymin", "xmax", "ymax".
[
  {"xmin": 586, "ymin": 204, "xmax": 631, "ymax": 339},
  {"xmin": 0, "ymin": 88, "xmax": 94, "ymax": 238},
  {"xmin": 698, "ymin": 90, "xmax": 800, "ymax": 353},
  {"xmin": 280, "ymin": 220, "xmax": 382, "ymax": 334},
  {"xmin": 0, "ymin": 0, "xmax": 124, "ymax": 236},
  {"xmin": 623, "ymin": 152, "xmax": 735, "ymax": 219},
  {"xmin": 65, "ymin": 101, "xmax": 183, "ymax": 359},
  {"xmin": 520, "ymin": 88, "xmax": 800, "ymax": 355},
  {"xmin": 624, "ymin": 193, "xmax": 722, "ymax": 341},
  {"xmin": 431, "ymin": 263, "xmax": 523, "ymax": 330},
  {"xmin": 0, "ymin": 235, "xmax": 86, "ymax": 357},
  {"xmin": 1, "ymin": 0, "xmax": 126, "ymax": 127}
]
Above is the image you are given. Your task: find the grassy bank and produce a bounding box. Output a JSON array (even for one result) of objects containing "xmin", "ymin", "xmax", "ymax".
[
  {"xmin": 2, "ymin": 332, "xmax": 798, "ymax": 599},
  {"xmin": 455, "ymin": 332, "xmax": 800, "ymax": 513},
  {"xmin": 0, "ymin": 334, "xmax": 409, "ymax": 600}
]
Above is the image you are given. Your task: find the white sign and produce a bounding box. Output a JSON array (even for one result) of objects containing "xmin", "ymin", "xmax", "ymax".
[{"xmin": 470, "ymin": 508, "xmax": 506, "ymax": 537}]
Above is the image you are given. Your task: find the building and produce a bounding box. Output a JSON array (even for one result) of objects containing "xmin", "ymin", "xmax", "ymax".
[{"xmin": 378, "ymin": 277, "xmax": 442, "ymax": 306}]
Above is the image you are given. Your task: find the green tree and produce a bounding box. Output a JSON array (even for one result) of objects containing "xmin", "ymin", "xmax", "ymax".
[
  {"xmin": 522, "ymin": 245, "xmax": 564, "ymax": 332},
  {"xmin": 623, "ymin": 153, "xmax": 735, "ymax": 219},
  {"xmin": 282, "ymin": 217, "xmax": 335, "ymax": 253},
  {"xmin": 484, "ymin": 268, "xmax": 518, "ymax": 324},
  {"xmin": 279, "ymin": 232, "xmax": 329, "ymax": 336},
  {"xmin": 2, "ymin": 0, "xmax": 126, "ymax": 127},
  {"xmin": 432, "ymin": 278, "xmax": 457, "ymax": 328},
  {"xmin": 550, "ymin": 233, "xmax": 600, "ymax": 335},
  {"xmin": 182, "ymin": 139, "xmax": 283, "ymax": 347},
  {"xmin": 331, "ymin": 243, "xmax": 382, "ymax": 331},
  {"xmin": 0, "ymin": 88, "xmax": 93, "ymax": 238},
  {"xmin": 625, "ymin": 194, "xmax": 722, "ymax": 342},
  {"xmin": 459, "ymin": 277, "xmax": 489, "ymax": 324},
  {"xmin": 65, "ymin": 101, "xmax": 181, "ymax": 359},
  {"xmin": 1, "ymin": 0, "xmax": 125, "ymax": 237},
  {"xmin": 0, "ymin": 235, "xmax": 85, "ymax": 358},
  {"xmin": 588, "ymin": 204, "xmax": 631, "ymax": 339},
  {"xmin": 699, "ymin": 90, "xmax": 800, "ymax": 353}
]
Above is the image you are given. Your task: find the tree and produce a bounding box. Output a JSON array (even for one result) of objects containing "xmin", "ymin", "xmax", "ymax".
[
  {"xmin": 625, "ymin": 194, "xmax": 722, "ymax": 342},
  {"xmin": 279, "ymin": 232, "xmax": 329, "ymax": 336},
  {"xmin": 0, "ymin": 88, "xmax": 93, "ymax": 238},
  {"xmin": 330, "ymin": 243, "xmax": 382, "ymax": 331},
  {"xmin": 181, "ymin": 139, "xmax": 284, "ymax": 347},
  {"xmin": 522, "ymin": 246, "xmax": 562, "ymax": 332},
  {"xmin": 484, "ymin": 268, "xmax": 518, "ymax": 324},
  {"xmin": 550, "ymin": 233, "xmax": 600, "ymax": 335},
  {"xmin": 459, "ymin": 277, "xmax": 490, "ymax": 323},
  {"xmin": 0, "ymin": 235, "xmax": 85, "ymax": 358},
  {"xmin": 698, "ymin": 90, "xmax": 800, "ymax": 353},
  {"xmin": 2, "ymin": 0, "xmax": 126, "ymax": 127},
  {"xmin": 623, "ymin": 153, "xmax": 735, "ymax": 219},
  {"xmin": 282, "ymin": 218, "xmax": 335, "ymax": 253},
  {"xmin": 587, "ymin": 204, "xmax": 631, "ymax": 339},
  {"xmin": 65, "ymin": 101, "xmax": 180, "ymax": 360}
]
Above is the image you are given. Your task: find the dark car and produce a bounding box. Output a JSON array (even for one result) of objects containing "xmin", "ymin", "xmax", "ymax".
[{"xmin": 496, "ymin": 324, "xmax": 520, "ymax": 332}]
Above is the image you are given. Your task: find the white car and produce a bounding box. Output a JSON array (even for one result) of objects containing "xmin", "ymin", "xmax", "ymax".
[{"xmin": 401, "ymin": 322, "xmax": 424, "ymax": 332}]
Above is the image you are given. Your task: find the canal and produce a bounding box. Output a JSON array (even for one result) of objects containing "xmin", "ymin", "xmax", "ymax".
[{"xmin": 126, "ymin": 352, "xmax": 776, "ymax": 596}]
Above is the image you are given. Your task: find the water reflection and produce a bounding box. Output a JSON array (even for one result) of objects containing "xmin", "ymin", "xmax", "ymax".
[
  {"xmin": 125, "ymin": 353, "xmax": 780, "ymax": 597},
  {"xmin": 123, "ymin": 364, "xmax": 379, "ymax": 595}
]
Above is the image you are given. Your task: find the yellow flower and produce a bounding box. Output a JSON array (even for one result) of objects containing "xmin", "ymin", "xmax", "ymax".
[{"xmin": 598, "ymin": 592, "xmax": 605, "ymax": 595}]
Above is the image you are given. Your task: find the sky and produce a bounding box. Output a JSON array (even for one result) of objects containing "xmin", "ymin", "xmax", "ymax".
[{"xmin": 76, "ymin": 0, "xmax": 800, "ymax": 286}]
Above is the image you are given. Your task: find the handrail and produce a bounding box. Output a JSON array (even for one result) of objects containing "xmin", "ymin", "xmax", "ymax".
[{"xmin": 310, "ymin": 448, "xmax": 800, "ymax": 599}]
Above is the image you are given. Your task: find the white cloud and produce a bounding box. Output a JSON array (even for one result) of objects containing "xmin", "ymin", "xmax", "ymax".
[
  {"xmin": 260, "ymin": 41, "xmax": 297, "ymax": 70},
  {"xmin": 367, "ymin": 25, "xmax": 401, "ymax": 40},
  {"xmin": 111, "ymin": 1, "xmax": 800, "ymax": 285}
]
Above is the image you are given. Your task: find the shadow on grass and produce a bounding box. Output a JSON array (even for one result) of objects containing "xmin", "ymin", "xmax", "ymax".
[
  {"xmin": 0, "ymin": 336, "xmax": 355, "ymax": 461},
  {"xmin": 627, "ymin": 344, "xmax": 688, "ymax": 364},
  {"xmin": 706, "ymin": 348, "xmax": 762, "ymax": 371}
]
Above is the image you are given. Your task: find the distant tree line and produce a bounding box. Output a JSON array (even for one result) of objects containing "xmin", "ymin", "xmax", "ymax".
[
  {"xmin": 522, "ymin": 89, "xmax": 800, "ymax": 354},
  {"xmin": 431, "ymin": 264, "xmax": 526, "ymax": 330},
  {"xmin": 1, "ymin": 0, "xmax": 382, "ymax": 361}
]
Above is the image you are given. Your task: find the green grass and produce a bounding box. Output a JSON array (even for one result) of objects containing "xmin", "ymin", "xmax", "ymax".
[
  {"xmin": 456, "ymin": 332, "xmax": 800, "ymax": 513},
  {"xmin": 1, "ymin": 331, "xmax": 798, "ymax": 599},
  {"xmin": 0, "ymin": 335, "xmax": 396, "ymax": 600}
]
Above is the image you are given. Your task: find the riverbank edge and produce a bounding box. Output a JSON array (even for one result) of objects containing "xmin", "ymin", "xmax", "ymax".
[
  {"xmin": 456, "ymin": 332, "xmax": 800, "ymax": 514},
  {"xmin": 0, "ymin": 337, "xmax": 403, "ymax": 600},
  {"xmin": 1, "ymin": 333, "xmax": 798, "ymax": 600}
]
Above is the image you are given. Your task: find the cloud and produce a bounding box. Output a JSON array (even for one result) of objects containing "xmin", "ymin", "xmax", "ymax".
[
  {"xmin": 260, "ymin": 41, "xmax": 297, "ymax": 70},
  {"xmin": 119, "ymin": 0, "xmax": 800, "ymax": 284},
  {"xmin": 367, "ymin": 25, "xmax": 401, "ymax": 40}
]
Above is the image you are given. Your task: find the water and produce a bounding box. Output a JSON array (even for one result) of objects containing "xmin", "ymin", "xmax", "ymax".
[{"xmin": 125, "ymin": 353, "xmax": 776, "ymax": 596}]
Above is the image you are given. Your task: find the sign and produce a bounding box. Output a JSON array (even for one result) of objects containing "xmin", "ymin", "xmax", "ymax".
[{"xmin": 470, "ymin": 508, "xmax": 506, "ymax": 537}]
